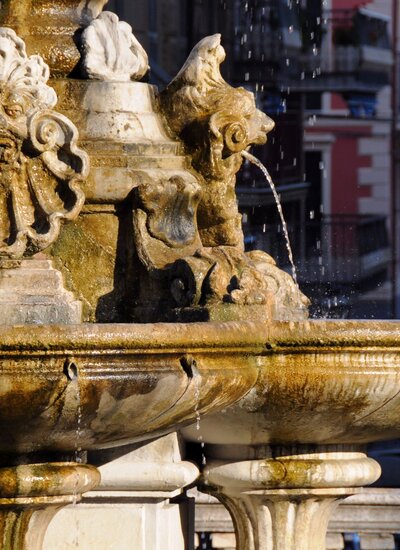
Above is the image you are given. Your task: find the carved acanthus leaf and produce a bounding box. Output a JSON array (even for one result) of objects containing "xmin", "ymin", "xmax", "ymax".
[
  {"xmin": 0, "ymin": 28, "xmax": 88, "ymax": 259},
  {"xmin": 82, "ymin": 11, "xmax": 149, "ymax": 81}
]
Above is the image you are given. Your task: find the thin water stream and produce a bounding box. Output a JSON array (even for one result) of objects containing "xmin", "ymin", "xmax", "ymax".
[
  {"xmin": 193, "ymin": 375, "xmax": 206, "ymax": 466},
  {"xmin": 241, "ymin": 150, "xmax": 299, "ymax": 286}
]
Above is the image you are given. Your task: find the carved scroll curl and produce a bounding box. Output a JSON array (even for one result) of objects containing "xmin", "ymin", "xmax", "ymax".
[{"xmin": 0, "ymin": 28, "xmax": 88, "ymax": 259}]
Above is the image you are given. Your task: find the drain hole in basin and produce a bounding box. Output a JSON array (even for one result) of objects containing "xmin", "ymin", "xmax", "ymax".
[{"xmin": 180, "ymin": 355, "xmax": 199, "ymax": 378}]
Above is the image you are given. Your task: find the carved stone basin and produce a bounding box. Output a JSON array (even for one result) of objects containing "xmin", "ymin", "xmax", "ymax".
[
  {"xmin": 182, "ymin": 320, "xmax": 400, "ymax": 550},
  {"xmin": 183, "ymin": 320, "xmax": 400, "ymax": 446},
  {"xmin": 0, "ymin": 321, "xmax": 262, "ymax": 455}
]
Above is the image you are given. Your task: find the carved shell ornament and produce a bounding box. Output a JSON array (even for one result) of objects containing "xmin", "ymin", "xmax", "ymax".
[
  {"xmin": 0, "ymin": 28, "xmax": 88, "ymax": 259},
  {"xmin": 82, "ymin": 11, "xmax": 149, "ymax": 81}
]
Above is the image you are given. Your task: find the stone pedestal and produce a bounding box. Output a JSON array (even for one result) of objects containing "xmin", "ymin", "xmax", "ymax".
[
  {"xmin": 0, "ymin": 259, "xmax": 82, "ymax": 324},
  {"xmin": 201, "ymin": 446, "xmax": 381, "ymax": 550},
  {"xmin": 44, "ymin": 433, "xmax": 199, "ymax": 550},
  {"xmin": 0, "ymin": 463, "xmax": 100, "ymax": 550}
]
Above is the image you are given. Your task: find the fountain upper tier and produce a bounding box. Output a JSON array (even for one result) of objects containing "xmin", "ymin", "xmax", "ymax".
[{"xmin": 0, "ymin": 321, "xmax": 262, "ymax": 454}]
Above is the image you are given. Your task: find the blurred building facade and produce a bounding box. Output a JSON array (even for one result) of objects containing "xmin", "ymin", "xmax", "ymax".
[{"xmin": 107, "ymin": 0, "xmax": 400, "ymax": 319}]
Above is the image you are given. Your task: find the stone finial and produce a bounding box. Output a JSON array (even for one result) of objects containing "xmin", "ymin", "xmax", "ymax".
[
  {"xmin": 81, "ymin": 11, "xmax": 149, "ymax": 81},
  {"xmin": 0, "ymin": 28, "xmax": 88, "ymax": 259}
]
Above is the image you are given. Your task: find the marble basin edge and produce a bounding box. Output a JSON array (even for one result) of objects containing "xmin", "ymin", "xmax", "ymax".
[
  {"xmin": 0, "ymin": 321, "xmax": 264, "ymax": 454},
  {"xmin": 182, "ymin": 319, "xmax": 400, "ymax": 447}
]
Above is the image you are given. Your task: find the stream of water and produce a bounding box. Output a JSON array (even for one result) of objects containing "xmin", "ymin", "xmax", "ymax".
[
  {"xmin": 193, "ymin": 375, "xmax": 206, "ymax": 466},
  {"xmin": 241, "ymin": 150, "xmax": 299, "ymax": 286}
]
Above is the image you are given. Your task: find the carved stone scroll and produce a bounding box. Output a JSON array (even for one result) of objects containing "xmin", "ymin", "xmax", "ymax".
[{"xmin": 0, "ymin": 28, "xmax": 88, "ymax": 259}]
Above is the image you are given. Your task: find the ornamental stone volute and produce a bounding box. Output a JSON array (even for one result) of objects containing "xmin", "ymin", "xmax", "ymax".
[{"xmin": 0, "ymin": 28, "xmax": 88, "ymax": 259}]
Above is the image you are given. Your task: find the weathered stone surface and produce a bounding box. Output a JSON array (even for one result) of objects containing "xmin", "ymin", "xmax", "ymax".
[
  {"xmin": 182, "ymin": 319, "xmax": 400, "ymax": 446},
  {"xmin": 193, "ymin": 489, "xmax": 400, "ymax": 550},
  {"xmin": 0, "ymin": 320, "xmax": 261, "ymax": 453},
  {"xmin": 0, "ymin": 0, "xmax": 109, "ymax": 77},
  {"xmin": 0, "ymin": 28, "xmax": 88, "ymax": 260},
  {"xmin": 201, "ymin": 448, "xmax": 380, "ymax": 550},
  {"xmin": 0, "ymin": 462, "xmax": 99, "ymax": 550},
  {"xmin": 0, "ymin": 259, "xmax": 82, "ymax": 324}
]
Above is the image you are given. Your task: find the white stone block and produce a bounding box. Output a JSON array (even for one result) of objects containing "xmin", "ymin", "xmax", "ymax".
[
  {"xmin": 0, "ymin": 259, "xmax": 82, "ymax": 324},
  {"xmin": 358, "ymin": 167, "xmax": 389, "ymax": 186},
  {"xmin": 212, "ymin": 533, "xmax": 236, "ymax": 548},
  {"xmin": 326, "ymin": 532, "xmax": 344, "ymax": 550},
  {"xmin": 359, "ymin": 138, "xmax": 389, "ymax": 156},
  {"xmin": 358, "ymin": 197, "xmax": 389, "ymax": 215},
  {"xmin": 45, "ymin": 501, "xmax": 187, "ymax": 550},
  {"xmin": 360, "ymin": 533, "xmax": 395, "ymax": 549}
]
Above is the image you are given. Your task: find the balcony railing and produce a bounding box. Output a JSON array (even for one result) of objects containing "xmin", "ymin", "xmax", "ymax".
[
  {"xmin": 244, "ymin": 214, "xmax": 390, "ymax": 287},
  {"xmin": 232, "ymin": 1, "xmax": 393, "ymax": 95}
]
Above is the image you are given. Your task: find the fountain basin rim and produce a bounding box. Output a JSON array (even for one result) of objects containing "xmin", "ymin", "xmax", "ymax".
[
  {"xmin": 0, "ymin": 319, "xmax": 399, "ymax": 353},
  {"xmin": 262, "ymin": 319, "xmax": 400, "ymax": 349},
  {"xmin": 0, "ymin": 320, "xmax": 270, "ymax": 353}
]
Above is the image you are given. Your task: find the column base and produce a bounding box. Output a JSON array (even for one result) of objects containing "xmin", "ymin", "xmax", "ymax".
[
  {"xmin": 202, "ymin": 446, "xmax": 381, "ymax": 550},
  {"xmin": 0, "ymin": 463, "xmax": 100, "ymax": 550},
  {"xmin": 44, "ymin": 433, "xmax": 199, "ymax": 550}
]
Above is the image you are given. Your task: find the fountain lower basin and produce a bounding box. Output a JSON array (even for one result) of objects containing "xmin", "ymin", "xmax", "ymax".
[
  {"xmin": 0, "ymin": 321, "xmax": 262, "ymax": 455},
  {"xmin": 183, "ymin": 319, "xmax": 400, "ymax": 447}
]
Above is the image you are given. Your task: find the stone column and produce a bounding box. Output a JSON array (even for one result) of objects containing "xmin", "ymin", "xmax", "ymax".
[
  {"xmin": 0, "ymin": 463, "xmax": 100, "ymax": 550},
  {"xmin": 201, "ymin": 445, "xmax": 381, "ymax": 550},
  {"xmin": 44, "ymin": 433, "xmax": 199, "ymax": 550}
]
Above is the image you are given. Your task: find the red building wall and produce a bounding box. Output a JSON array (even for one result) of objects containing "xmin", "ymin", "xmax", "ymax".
[{"xmin": 307, "ymin": 125, "xmax": 372, "ymax": 214}]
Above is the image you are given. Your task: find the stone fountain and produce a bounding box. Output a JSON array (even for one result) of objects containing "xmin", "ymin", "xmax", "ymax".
[{"xmin": 0, "ymin": 2, "xmax": 398, "ymax": 550}]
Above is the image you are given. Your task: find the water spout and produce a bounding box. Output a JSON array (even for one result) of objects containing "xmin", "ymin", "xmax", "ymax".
[{"xmin": 241, "ymin": 150, "xmax": 299, "ymax": 286}]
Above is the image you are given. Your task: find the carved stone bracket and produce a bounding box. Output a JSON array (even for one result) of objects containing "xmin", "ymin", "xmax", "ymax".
[
  {"xmin": 201, "ymin": 447, "xmax": 381, "ymax": 550},
  {"xmin": 0, "ymin": 28, "xmax": 88, "ymax": 259},
  {"xmin": 154, "ymin": 34, "xmax": 309, "ymax": 321}
]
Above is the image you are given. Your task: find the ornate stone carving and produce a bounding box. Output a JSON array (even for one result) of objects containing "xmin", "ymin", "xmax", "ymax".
[
  {"xmin": 158, "ymin": 34, "xmax": 308, "ymax": 320},
  {"xmin": 82, "ymin": 11, "xmax": 149, "ymax": 81},
  {"xmin": 161, "ymin": 34, "xmax": 274, "ymax": 249},
  {"xmin": 136, "ymin": 175, "xmax": 202, "ymax": 249},
  {"xmin": 0, "ymin": 28, "xmax": 88, "ymax": 258},
  {"xmin": 0, "ymin": 0, "xmax": 109, "ymax": 77},
  {"xmin": 169, "ymin": 249, "xmax": 308, "ymax": 318}
]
